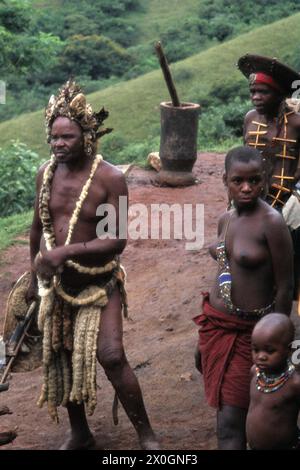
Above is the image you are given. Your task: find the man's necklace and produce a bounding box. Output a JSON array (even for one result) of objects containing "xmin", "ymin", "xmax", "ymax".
[
  {"xmin": 255, "ymin": 359, "xmax": 295, "ymax": 393},
  {"xmin": 38, "ymin": 154, "xmax": 117, "ymax": 276},
  {"xmin": 40, "ymin": 154, "xmax": 102, "ymax": 250}
]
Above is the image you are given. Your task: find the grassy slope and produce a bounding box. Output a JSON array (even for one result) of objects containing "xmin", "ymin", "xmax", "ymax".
[
  {"xmin": 130, "ymin": 0, "xmax": 200, "ymax": 43},
  {"xmin": 0, "ymin": 13, "xmax": 300, "ymax": 161},
  {"xmin": 0, "ymin": 210, "xmax": 33, "ymax": 252},
  {"xmin": 32, "ymin": 0, "xmax": 201, "ymax": 42}
]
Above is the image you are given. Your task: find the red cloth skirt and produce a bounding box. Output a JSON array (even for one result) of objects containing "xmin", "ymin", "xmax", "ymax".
[{"xmin": 193, "ymin": 294, "xmax": 257, "ymax": 410}]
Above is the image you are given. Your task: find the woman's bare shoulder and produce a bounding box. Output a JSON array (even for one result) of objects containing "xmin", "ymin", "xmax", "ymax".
[
  {"xmin": 260, "ymin": 201, "xmax": 287, "ymax": 228},
  {"xmin": 217, "ymin": 210, "xmax": 232, "ymax": 236}
]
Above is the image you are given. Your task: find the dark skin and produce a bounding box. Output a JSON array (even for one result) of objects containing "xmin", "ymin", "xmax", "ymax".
[
  {"xmin": 210, "ymin": 160, "xmax": 293, "ymax": 315},
  {"xmin": 28, "ymin": 116, "xmax": 159, "ymax": 450},
  {"xmin": 208, "ymin": 159, "xmax": 293, "ymax": 450},
  {"xmin": 243, "ymin": 83, "xmax": 300, "ymax": 186},
  {"xmin": 247, "ymin": 316, "xmax": 300, "ymax": 450}
]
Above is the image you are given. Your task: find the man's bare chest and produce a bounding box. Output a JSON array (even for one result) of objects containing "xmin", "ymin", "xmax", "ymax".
[
  {"xmin": 49, "ymin": 171, "xmax": 107, "ymax": 222},
  {"xmin": 245, "ymin": 118, "xmax": 299, "ymax": 158}
]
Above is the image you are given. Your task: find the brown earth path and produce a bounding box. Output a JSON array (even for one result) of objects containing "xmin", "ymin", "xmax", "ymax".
[{"xmin": 0, "ymin": 152, "xmax": 298, "ymax": 451}]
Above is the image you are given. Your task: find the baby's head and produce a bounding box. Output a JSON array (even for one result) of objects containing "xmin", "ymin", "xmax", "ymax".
[{"xmin": 251, "ymin": 313, "xmax": 295, "ymax": 373}]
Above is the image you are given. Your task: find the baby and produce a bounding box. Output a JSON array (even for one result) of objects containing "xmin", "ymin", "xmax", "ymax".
[{"xmin": 246, "ymin": 313, "xmax": 300, "ymax": 450}]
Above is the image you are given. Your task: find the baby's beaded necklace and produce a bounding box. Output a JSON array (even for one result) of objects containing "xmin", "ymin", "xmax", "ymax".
[{"xmin": 255, "ymin": 359, "xmax": 295, "ymax": 393}]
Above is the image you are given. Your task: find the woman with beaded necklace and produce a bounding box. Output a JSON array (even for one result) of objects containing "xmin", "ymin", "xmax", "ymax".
[
  {"xmin": 194, "ymin": 146, "xmax": 293, "ymax": 449},
  {"xmin": 26, "ymin": 80, "xmax": 159, "ymax": 450}
]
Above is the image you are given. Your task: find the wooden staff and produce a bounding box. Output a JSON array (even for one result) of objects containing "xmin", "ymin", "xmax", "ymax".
[{"xmin": 155, "ymin": 41, "xmax": 181, "ymax": 107}]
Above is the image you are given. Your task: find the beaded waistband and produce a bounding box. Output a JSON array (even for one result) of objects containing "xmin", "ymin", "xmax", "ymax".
[{"xmin": 229, "ymin": 301, "xmax": 274, "ymax": 320}]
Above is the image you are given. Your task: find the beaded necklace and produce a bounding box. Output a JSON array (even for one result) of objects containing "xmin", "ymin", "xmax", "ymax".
[{"xmin": 255, "ymin": 359, "xmax": 295, "ymax": 393}]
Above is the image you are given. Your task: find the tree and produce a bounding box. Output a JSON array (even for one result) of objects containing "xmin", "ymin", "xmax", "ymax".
[
  {"xmin": 62, "ymin": 34, "xmax": 134, "ymax": 79},
  {"xmin": 0, "ymin": 0, "xmax": 30, "ymax": 33}
]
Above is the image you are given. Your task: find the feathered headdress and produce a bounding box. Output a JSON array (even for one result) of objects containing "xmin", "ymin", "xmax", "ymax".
[{"xmin": 45, "ymin": 79, "xmax": 113, "ymax": 156}]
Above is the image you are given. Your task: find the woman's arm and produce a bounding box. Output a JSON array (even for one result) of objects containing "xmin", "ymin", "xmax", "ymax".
[{"xmin": 265, "ymin": 211, "xmax": 294, "ymax": 315}]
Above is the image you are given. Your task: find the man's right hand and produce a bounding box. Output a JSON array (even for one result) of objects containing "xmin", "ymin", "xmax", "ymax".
[{"xmin": 34, "ymin": 247, "xmax": 66, "ymax": 280}]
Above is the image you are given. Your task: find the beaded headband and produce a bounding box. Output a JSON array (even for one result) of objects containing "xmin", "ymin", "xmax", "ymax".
[{"xmin": 45, "ymin": 79, "xmax": 112, "ymax": 157}]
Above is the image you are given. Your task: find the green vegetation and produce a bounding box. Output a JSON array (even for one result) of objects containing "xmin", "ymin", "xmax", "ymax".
[
  {"xmin": 0, "ymin": 0, "xmax": 141, "ymax": 121},
  {"xmin": 1, "ymin": 1, "xmax": 300, "ymax": 250},
  {"xmin": 0, "ymin": 210, "xmax": 32, "ymax": 251},
  {"xmin": 0, "ymin": 141, "xmax": 39, "ymax": 216},
  {"xmin": 1, "ymin": 0, "xmax": 300, "ymax": 121},
  {"xmin": 1, "ymin": 13, "xmax": 300, "ymax": 164}
]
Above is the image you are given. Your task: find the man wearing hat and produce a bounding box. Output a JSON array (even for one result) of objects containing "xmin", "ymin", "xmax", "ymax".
[
  {"xmin": 238, "ymin": 54, "xmax": 300, "ymax": 304},
  {"xmin": 25, "ymin": 79, "xmax": 159, "ymax": 450}
]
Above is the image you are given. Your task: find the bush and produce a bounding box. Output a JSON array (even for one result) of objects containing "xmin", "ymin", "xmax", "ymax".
[
  {"xmin": 101, "ymin": 17, "xmax": 141, "ymax": 48},
  {"xmin": 0, "ymin": 141, "xmax": 40, "ymax": 216},
  {"xmin": 100, "ymin": 131, "xmax": 128, "ymax": 160},
  {"xmin": 159, "ymin": 18, "xmax": 204, "ymax": 63},
  {"xmin": 222, "ymin": 97, "xmax": 251, "ymax": 136},
  {"xmin": 61, "ymin": 34, "xmax": 134, "ymax": 79},
  {"xmin": 198, "ymin": 109, "xmax": 228, "ymax": 147},
  {"xmin": 198, "ymin": 97, "xmax": 250, "ymax": 148},
  {"xmin": 100, "ymin": 132, "xmax": 160, "ymax": 166},
  {"xmin": 0, "ymin": 0, "xmax": 30, "ymax": 33},
  {"xmin": 208, "ymin": 15, "xmax": 235, "ymax": 41}
]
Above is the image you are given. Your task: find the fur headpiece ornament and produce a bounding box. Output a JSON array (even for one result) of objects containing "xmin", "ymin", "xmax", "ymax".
[{"xmin": 45, "ymin": 79, "xmax": 113, "ymax": 156}]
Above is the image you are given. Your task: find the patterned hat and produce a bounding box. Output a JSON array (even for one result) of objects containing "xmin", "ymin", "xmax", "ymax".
[
  {"xmin": 237, "ymin": 54, "xmax": 300, "ymax": 97},
  {"xmin": 45, "ymin": 79, "xmax": 113, "ymax": 156}
]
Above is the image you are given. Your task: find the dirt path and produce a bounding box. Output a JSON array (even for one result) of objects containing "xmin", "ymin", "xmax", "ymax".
[{"xmin": 0, "ymin": 152, "xmax": 298, "ymax": 451}]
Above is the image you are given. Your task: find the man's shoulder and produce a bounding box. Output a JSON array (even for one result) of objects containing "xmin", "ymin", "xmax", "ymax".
[
  {"xmin": 96, "ymin": 156, "xmax": 127, "ymax": 193},
  {"xmin": 98, "ymin": 157, "xmax": 125, "ymax": 180},
  {"xmin": 244, "ymin": 108, "xmax": 257, "ymax": 121},
  {"xmin": 36, "ymin": 159, "xmax": 51, "ymax": 180},
  {"xmin": 38, "ymin": 159, "xmax": 51, "ymax": 171}
]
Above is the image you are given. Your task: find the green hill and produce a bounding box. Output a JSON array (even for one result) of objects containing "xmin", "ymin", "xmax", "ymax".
[
  {"xmin": 1, "ymin": 12, "xmax": 300, "ymax": 161},
  {"xmin": 128, "ymin": 0, "xmax": 200, "ymax": 44},
  {"xmin": 32, "ymin": 0, "xmax": 201, "ymax": 43}
]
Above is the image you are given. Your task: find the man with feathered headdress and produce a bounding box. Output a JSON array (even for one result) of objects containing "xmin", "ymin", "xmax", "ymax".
[{"xmin": 26, "ymin": 80, "xmax": 158, "ymax": 450}]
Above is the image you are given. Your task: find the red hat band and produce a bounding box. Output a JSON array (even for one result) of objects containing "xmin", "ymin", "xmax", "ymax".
[{"xmin": 249, "ymin": 72, "xmax": 284, "ymax": 94}]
